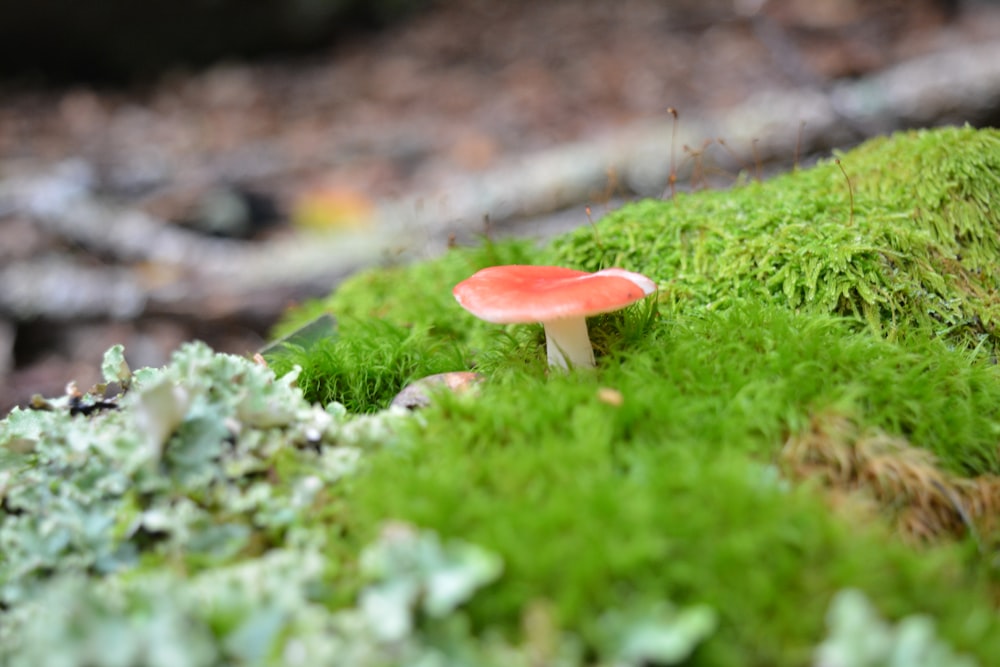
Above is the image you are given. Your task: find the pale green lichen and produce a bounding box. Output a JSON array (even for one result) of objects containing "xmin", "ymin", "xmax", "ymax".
[
  {"xmin": 815, "ymin": 589, "xmax": 978, "ymax": 667},
  {"xmin": 0, "ymin": 342, "xmax": 411, "ymax": 606},
  {"xmin": 358, "ymin": 522, "xmax": 504, "ymax": 642},
  {"xmin": 0, "ymin": 510, "xmax": 717, "ymax": 667},
  {"xmin": 100, "ymin": 343, "xmax": 131, "ymax": 388}
]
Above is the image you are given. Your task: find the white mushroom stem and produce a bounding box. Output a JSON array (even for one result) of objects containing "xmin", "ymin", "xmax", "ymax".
[{"xmin": 543, "ymin": 317, "xmax": 595, "ymax": 370}]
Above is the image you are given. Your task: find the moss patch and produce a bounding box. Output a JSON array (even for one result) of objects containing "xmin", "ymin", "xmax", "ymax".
[
  {"xmin": 552, "ymin": 125, "xmax": 1000, "ymax": 350},
  {"xmin": 270, "ymin": 127, "xmax": 1000, "ymax": 663},
  {"xmin": 269, "ymin": 238, "xmax": 544, "ymax": 410},
  {"xmin": 338, "ymin": 301, "xmax": 1000, "ymax": 665}
]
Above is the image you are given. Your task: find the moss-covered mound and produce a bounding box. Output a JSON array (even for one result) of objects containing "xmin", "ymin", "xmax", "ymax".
[
  {"xmin": 277, "ymin": 126, "xmax": 1000, "ymax": 404},
  {"xmin": 2, "ymin": 127, "xmax": 1000, "ymax": 666},
  {"xmin": 552, "ymin": 125, "xmax": 1000, "ymax": 347}
]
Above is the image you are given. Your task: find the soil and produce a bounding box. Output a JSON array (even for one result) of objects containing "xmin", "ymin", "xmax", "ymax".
[{"xmin": 2, "ymin": 0, "xmax": 1000, "ymax": 412}]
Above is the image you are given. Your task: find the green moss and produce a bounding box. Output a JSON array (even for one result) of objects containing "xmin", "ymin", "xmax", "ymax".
[
  {"xmin": 266, "ymin": 319, "xmax": 467, "ymax": 413},
  {"xmin": 276, "ymin": 127, "xmax": 1000, "ymax": 412},
  {"xmin": 552, "ymin": 126, "xmax": 1000, "ymax": 351},
  {"xmin": 286, "ymin": 237, "xmax": 541, "ymax": 343},
  {"xmin": 289, "ymin": 127, "xmax": 1000, "ymax": 664},
  {"xmin": 338, "ymin": 301, "xmax": 1000, "ymax": 665},
  {"xmin": 268, "ymin": 238, "xmax": 545, "ymax": 409}
]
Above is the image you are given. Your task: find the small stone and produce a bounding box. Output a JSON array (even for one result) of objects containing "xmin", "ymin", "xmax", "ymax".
[
  {"xmin": 597, "ymin": 387, "xmax": 624, "ymax": 407},
  {"xmin": 390, "ymin": 371, "xmax": 483, "ymax": 410}
]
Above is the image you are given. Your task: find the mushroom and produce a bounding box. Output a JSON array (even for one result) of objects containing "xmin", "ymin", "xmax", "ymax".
[{"xmin": 453, "ymin": 265, "xmax": 657, "ymax": 369}]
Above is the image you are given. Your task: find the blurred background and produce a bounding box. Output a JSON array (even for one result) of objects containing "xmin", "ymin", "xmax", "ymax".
[{"xmin": 1, "ymin": 0, "xmax": 1000, "ymax": 411}]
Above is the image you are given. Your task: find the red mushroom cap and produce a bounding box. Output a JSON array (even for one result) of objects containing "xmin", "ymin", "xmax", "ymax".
[{"xmin": 453, "ymin": 265, "xmax": 657, "ymax": 323}]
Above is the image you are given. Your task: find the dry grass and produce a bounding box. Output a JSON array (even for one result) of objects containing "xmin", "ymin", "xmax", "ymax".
[{"xmin": 782, "ymin": 411, "xmax": 1000, "ymax": 544}]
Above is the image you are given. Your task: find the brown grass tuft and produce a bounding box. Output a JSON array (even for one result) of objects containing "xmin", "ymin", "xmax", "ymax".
[{"xmin": 781, "ymin": 411, "xmax": 1000, "ymax": 544}]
